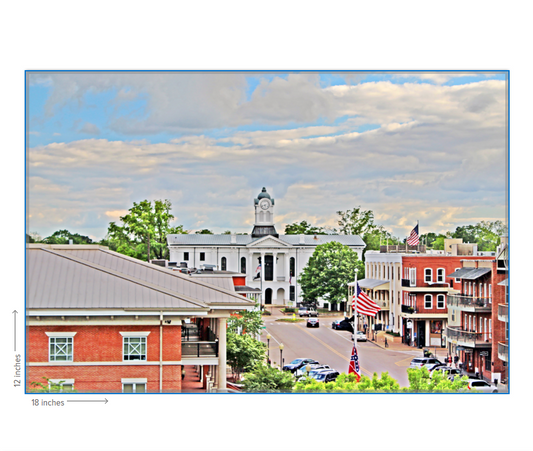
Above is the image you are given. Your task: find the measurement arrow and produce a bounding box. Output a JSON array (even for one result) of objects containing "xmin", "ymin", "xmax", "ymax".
[
  {"xmin": 66, "ymin": 399, "xmax": 108, "ymax": 404},
  {"xmin": 13, "ymin": 310, "xmax": 18, "ymax": 351}
]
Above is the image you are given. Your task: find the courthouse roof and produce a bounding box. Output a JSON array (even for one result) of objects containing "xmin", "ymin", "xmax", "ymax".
[{"xmin": 26, "ymin": 245, "xmax": 253, "ymax": 311}]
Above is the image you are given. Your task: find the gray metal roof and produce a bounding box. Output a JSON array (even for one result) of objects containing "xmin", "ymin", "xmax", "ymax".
[
  {"xmin": 357, "ymin": 278, "xmax": 390, "ymax": 289},
  {"xmin": 447, "ymin": 267, "xmax": 492, "ymax": 280},
  {"xmin": 27, "ymin": 245, "xmax": 253, "ymax": 310},
  {"xmin": 167, "ymin": 233, "xmax": 365, "ymax": 247}
]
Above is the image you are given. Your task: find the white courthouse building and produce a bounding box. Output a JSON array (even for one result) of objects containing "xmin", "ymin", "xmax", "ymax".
[{"xmin": 167, "ymin": 188, "xmax": 365, "ymax": 308}]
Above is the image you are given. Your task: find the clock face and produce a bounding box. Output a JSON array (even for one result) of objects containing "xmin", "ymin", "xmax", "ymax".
[{"xmin": 260, "ymin": 200, "xmax": 269, "ymax": 210}]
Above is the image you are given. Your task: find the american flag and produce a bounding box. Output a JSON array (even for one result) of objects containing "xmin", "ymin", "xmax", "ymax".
[
  {"xmin": 348, "ymin": 343, "xmax": 361, "ymax": 381},
  {"xmin": 352, "ymin": 283, "xmax": 381, "ymax": 317},
  {"xmin": 407, "ymin": 224, "xmax": 419, "ymax": 246}
]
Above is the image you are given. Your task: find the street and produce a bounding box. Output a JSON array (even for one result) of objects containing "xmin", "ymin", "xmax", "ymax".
[{"xmin": 260, "ymin": 316, "xmax": 421, "ymax": 388}]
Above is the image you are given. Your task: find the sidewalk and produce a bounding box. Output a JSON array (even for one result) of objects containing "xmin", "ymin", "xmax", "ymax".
[{"xmin": 368, "ymin": 330, "xmax": 449, "ymax": 360}]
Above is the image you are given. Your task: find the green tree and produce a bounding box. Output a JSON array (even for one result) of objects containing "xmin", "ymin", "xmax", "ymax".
[
  {"xmin": 364, "ymin": 225, "xmax": 402, "ymax": 252},
  {"xmin": 284, "ymin": 220, "xmax": 328, "ymax": 235},
  {"xmin": 298, "ymin": 241, "xmax": 364, "ymax": 306},
  {"xmin": 195, "ymin": 229, "xmax": 214, "ymax": 234},
  {"xmin": 336, "ymin": 207, "xmax": 376, "ymax": 237},
  {"xmin": 226, "ymin": 333, "xmax": 266, "ymax": 380},
  {"xmin": 42, "ymin": 229, "xmax": 93, "ymax": 245},
  {"xmin": 405, "ymin": 367, "xmax": 469, "ymax": 393},
  {"xmin": 29, "ymin": 377, "xmax": 76, "ymax": 393},
  {"xmin": 105, "ymin": 199, "xmax": 185, "ymax": 262},
  {"xmin": 227, "ymin": 305, "xmax": 264, "ymax": 336},
  {"xmin": 242, "ymin": 363, "xmax": 295, "ymax": 393}
]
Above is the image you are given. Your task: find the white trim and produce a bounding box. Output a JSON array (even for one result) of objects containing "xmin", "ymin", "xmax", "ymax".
[
  {"xmin": 436, "ymin": 268, "xmax": 445, "ymax": 283},
  {"xmin": 121, "ymin": 378, "xmax": 148, "ymax": 384},
  {"xmin": 436, "ymin": 294, "xmax": 445, "ymax": 309},
  {"xmin": 119, "ymin": 331, "xmax": 151, "ymax": 337},
  {"xmin": 424, "ymin": 268, "xmax": 433, "ymax": 283},
  {"xmin": 29, "ymin": 310, "xmax": 208, "ymax": 317},
  {"xmin": 50, "ymin": 378, "xmax": 75, "ymax": 385},
  {"xmin": 27, "ymin": 361, "xmax": 187, "ymax": 366},
  {"xmin": 424, "ymin": 294, "xmax": 433, "ymax": 309},
  {"xmin": 45, "ymin": 332, "xmax": 77, "ymax": 337}
]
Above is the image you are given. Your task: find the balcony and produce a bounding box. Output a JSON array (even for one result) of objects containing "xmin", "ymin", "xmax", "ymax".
[
  {"xmin": 445, "ymin": 326, "xmax": 492, "ymax": 348},
  {"xmin": 182, "ymin": 341, "xmax": 219, "ymax": 357},
  {"xmin": 498, "ymin": 304, "xmax": 508, "ymax": 322},
  {"xmin": 498, "ymin": 342, "xmax": 508, "ymax": 362},
  {"xmin": 447, "ymin": 295, "xmax": 492, "ymax": 312}
]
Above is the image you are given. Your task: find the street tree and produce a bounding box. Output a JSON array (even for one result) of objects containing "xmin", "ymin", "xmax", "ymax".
[
  {"xmin": 195, "ymin": 229, "xmax": 214, "ymax": 234},
  {"xmin": 242, "ymin": 363, "xmax": 295, "ymax": 393},
  {"xmin": 227, "ymin": 305, "xmax": 264, "ymax": 336},
  {"xmin": 105, "ymin": 199, "xmax": 185, "ymax": 262},
  {"xmin": 298, "ymin": 241, "xmax": 364, "ymax": 307},
  {"xmin": 226, "ymin": 333, "xmax": 266, "ymax": 381}
]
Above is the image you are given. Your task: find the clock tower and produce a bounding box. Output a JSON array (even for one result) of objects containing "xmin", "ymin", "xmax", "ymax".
[{"xmin": 251, "ymin": 187, "xmax": 279, "ymax": 238}]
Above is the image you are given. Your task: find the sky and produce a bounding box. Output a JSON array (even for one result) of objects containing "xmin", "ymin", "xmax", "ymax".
[{"xmin": 26, "ymin": 71, "xmax": 508, "ymax": 241}]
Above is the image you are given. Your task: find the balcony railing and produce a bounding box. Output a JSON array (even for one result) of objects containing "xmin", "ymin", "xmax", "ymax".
[
  {"xmin": 182, "ymin": 341, "xmax": 219, "ymax": 357},
  {"xmin": 445, "ymin": 326, "xmax": 491, "ymax": 348},
  {"xmin": 498, "ymin": 304, "xmax": 509, "ymax": 322},
  {"xmin": 447, "ymin": 295, "xmax": 492, "ymax": 311},
  {"xmin": 498, "ymin": 342, "xmax": 508, "ymax": 362}
]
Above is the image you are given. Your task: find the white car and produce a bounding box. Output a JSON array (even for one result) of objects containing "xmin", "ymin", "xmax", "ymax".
[
  {"xmin": 466, "ymin": 379, "xmax": 498, "ymax": 393},
  {"xmin": 295, "ymin": 364, "xmax": 330, "ymax": 377},
  {"xmin": 351, "ymin": 331, "xmax": 367, "ymax": 342}
]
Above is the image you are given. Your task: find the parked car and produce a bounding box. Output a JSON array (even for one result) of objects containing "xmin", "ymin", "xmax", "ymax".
[
  {"xmin": 299, "ymin": 307, "xmax": 318, "ymax": 317},
  {"xmin": 283, "ymin": 358, "xmax": 319, "ymax": 373},
  {"xmin": 430, "ymin": 366, "xmax": 462, "ymax": 378},
  {"xmin": 306, "ymin": 317, "xmax": 319, "ymax": 328},
  {"xmin": 465, "ymin": 379, "xmax": 498, "ymax": 393},
  {"xmin": 409, "ymin": 357, "xmax": 442, "ymax": 370},
  {"xmin": 312, "ymin": 370, "xmax": 340, "ymax": 383},
  {"xmin": 351, "ymin": 331, "xmax": 367, "ymax": 342},
  {"xmin": 295, "ymin": 364, "xmax": 330, "ymax": 378},
  {"xmin": 331, "ymin": 317, "xmax": 354, "ymax": 332}
]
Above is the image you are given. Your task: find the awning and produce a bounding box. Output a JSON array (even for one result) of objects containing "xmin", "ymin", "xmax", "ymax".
[
  {"xmin": 356, "ymin": 278, "xmax": 390, "ymax": 290},
  {"xmin": 447, "ymin": 267, "xmax": 491, "ymax": 280}
]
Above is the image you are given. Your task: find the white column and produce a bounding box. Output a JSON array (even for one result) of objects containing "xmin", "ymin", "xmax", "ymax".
[
  {"xmin": 218, "ymin": 317, "xmax": 227, "ymax": 392},
  {"xmin": 260, "ymin": 251, "xmax": 265, "ymax": 282},
  {"xmin": 285, "ymin": 253, "xmax": 290, "ymax": 282},
  {"xmin": 273, "ymin": 252, "xmax": 278, "ymax": 283}
]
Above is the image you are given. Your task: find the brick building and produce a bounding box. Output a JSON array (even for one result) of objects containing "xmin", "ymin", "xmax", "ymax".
[
  {"xmin": 445, "ymin": 236, "xmax": 508, "ymax": 384},
  {"xmin": 26, "ymin": 244, "xmax": 254, "ymax": 393}
]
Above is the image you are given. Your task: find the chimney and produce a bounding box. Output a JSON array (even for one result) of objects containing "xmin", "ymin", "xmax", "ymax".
[{"xmin": 231, "ymin": 233, "xmax": 237, "ymax": 244}]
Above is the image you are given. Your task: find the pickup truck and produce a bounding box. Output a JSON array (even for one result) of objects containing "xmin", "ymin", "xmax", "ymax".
[{"xmin": 298, "ymin": 307, "xmax": 318, "ymax": 317}]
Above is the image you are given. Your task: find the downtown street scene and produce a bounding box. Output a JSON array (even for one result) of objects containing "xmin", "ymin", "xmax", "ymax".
[{"xmin": 25, "ymin": 71, "xmax": 508, "ymax": 395}]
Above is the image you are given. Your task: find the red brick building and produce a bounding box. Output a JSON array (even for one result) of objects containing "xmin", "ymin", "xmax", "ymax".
[
  {"xmin": 445, "ymin": 237, "xmax": 508, "ymax": 384},
  {"xmin": 26, "ymin": 244, "xmax": 254, "ymax": 393}
]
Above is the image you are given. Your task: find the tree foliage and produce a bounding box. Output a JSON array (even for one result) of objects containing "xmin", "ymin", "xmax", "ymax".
[
  {"xmin": 226, "ymin": 333, "xmax": 266, "ymax": 380},
  {"xmin": 298, "ymin": 241, "xmax": 364, "ymax": 305},
  {"xmin": 336, "ymin": 207, "xmax": 376, "ymax": 237},
  {"xmin": 293, "ymin": 368, "xmax": 471, "ymax": 393},
  {"xmin": 424, "ymin": 221, "xmax": 507, "ymax": 252},
  {"xmin": 242, "ymin": 363, "xmax": 295, "ymax": 393},
  {"xmin": 284, "ymin": 220, "xmax": 328, "ymax": 235},
  {"xmin": 227, "ymin": 305, "xmax": 264, "ymax": 336},
  {"xmin": 105, "ymin": 199, "xmax": 185, "ymax": 262},
  {"xmin": 41, "ymin": 229, "xmax": 93, "ymax": 245}
]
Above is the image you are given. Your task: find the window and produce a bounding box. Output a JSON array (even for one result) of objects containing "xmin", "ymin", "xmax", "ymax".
[
  {"xmin": 451, "ymin": 309, "xmax": 456, "ymax": 322},
  {"xmin": 290, "ymin": 285, "xmax": 295, "ymax": 301},
  {"xmin": 409, "ymin": 268, "xmax": 416, "ymax": 287},
  {"xmin": 489, "ymin": 284, "xmax": 492, "ymax": 302},
  {"xmin": 122, "ymin": 378, "xmax": 147, "ymax": 393},
  {"xmin": 49, "ymin": 379, "xmax": 74, "ymax": 392},
  {"xmin": 424, "ymin": 294, "xmax": 432, "ymax": 309},
  {"xmin": 290, "ymin": 257, "xmax": 295, "ymax": 277},
  {"xmin": 46, "ymin": 332, "xmax": 76, "ymax": 362},
  {"xmin": 424, "ymin": 268, "xmax": 433, "ymax": 283},
  {"xmin": 455, "ymin": 268, "xmax": 461, "ymax": 284},
  {"xmin": 436, "ymin": 268, "xmax": 445, "ymax": 283},
  {"xmin": 437, "ymin": 294, "xmax": 445, "ymax": 309},
  {"xmin": 121, "ymin": 332, "xmax": 150, "ymax": 361},
  {"xmin": 183, "ymin": 252, "xmax": 189, "ymax": 261},
  {"xmin": 199, "ymin": 252, "xmax": 205, "ymax": 261},
  {"xmin": 221, "ymin": 256, "xmax": 227, "ymax": 271},
  {"xmin": 241, "ymin": 257, "xmax": 246, "ymax": 274},
  {"xmin": 489, "ymin": 319, "xmax": 492, "ymax": 339}
]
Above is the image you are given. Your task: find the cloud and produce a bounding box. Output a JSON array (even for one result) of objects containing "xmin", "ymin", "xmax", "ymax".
[{"xmin": 78, "ymin": 122, "xmax": 101, "ymax": 135}]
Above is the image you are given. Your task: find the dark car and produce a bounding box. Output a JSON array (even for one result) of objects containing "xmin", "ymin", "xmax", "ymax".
[
  {"xmin": 306, "ymin": 317, "xmax": 319, "ymax": 328},
  {"xmin": 283, "ymin": 358, "xmax": 319, "ymax": 373},
  {"xmin": 331, "ymin": 317, "xmax": 354, "ymax": 332},
  {"xmin": 313, "ymin": 370, "xmax": 340, "ymax": 383}
]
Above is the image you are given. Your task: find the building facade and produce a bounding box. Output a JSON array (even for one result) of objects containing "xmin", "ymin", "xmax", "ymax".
[
  {"xmin": 167, "ymin": 188, "xmax": 365, "ymax": 308},
  {"xmin": 26, "ymin": 244, "xmax": 254, "ymax": 393}
]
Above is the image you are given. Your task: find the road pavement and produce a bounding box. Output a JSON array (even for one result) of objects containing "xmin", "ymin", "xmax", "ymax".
[{"xmin": 260, "ymin": 315, "xmax": 421, "ymax": 387}]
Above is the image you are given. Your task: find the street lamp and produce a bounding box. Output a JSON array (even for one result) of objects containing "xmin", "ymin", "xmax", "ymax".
[
  {"xmin": 266, "ymin": 333, "xmax": 271, "ymax": 365},
  {"xmin": 279, "ymin": 343, "xmax": 284, "ymax": 369}
]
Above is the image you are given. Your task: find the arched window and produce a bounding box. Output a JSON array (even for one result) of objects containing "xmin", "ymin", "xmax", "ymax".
[
  {"xmin": 436, "ymin": 268, "xmax": 445, "ymax": 283},
  {"xmin": 424, "ymin": 268, "xmax": 433, "ymax": 283},
  {"xmin": 290, "ymin": 257, "xmax": 295, "ymax": 278},
  {"xmin": 221, "ymin": 257, "xmax": 227, "ymax": 271},
  {"xmin": 437, "ymin": 294, "xmax": 445, "ymax": 309},
  {"xmin": 240, "ymin": 257, "xmax": 246, "ymax": 274},
  {"xmin": 424, "ymin": 294, "xmax": 432, "ymax": 309}
]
